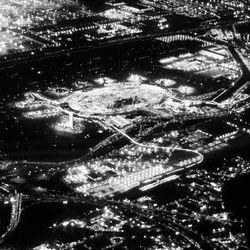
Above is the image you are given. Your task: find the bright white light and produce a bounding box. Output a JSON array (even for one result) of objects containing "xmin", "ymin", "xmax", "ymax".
[
  {"xmin": 127, "ymin": 74, "xmax": 147, "ymax": 82},
  {"xmin": 178, "ymin": 86, "xmax": 195, "ymax": 94}
]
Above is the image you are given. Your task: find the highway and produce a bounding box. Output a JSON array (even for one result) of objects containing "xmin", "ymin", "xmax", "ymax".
[
  {"xmin": 0, "ymin": 19, "xmax": 243, "ymax": 69},
  {"xmin": 213, "ymin": 45, "xmax": 250, "ymax": 102},
  {"xmin": 0, "ymin": 192, "xmax": 22, "ymax": 244},
  {"xmin": 58, "ymin": 101, "xmax": 204, "ymax": 163},
  {"xmin": 20, "ymin": 193, "xmax": 226, "ymax": 249}
]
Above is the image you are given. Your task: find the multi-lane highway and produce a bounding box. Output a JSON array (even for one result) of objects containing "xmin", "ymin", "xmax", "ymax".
[{"xmin": 0, "ymin": 189, "xmax": 22, "ymax": 244}]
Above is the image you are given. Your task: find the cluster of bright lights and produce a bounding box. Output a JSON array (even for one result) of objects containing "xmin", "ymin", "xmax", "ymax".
[
  {"xmin": 155, "ymin": 78, "xmax": 176, "ymax": 87},
  {"xmin": 22, "ymin": 109, "xmax": 61, "ymax": 119},
  {"xmin": 63, "ymin": 139, "xmax": 204, "ymax": 197},
  {"xmin": 102, "ymin": 8, "xmax": 134, "ymax": 20},
  {"xmin": 158, "ymin": 18, "xmax": 169, "ymax": 30},
  {"xmin": 127, "ymin": 74, "xmax": 147, "ymax": 83},
  {"xmin": 52, "ymin": 117, "xmax": 85, "ymax": 134},
  {"xmin": 96, "ymin": 24, "xmax": 141, "ymax": 39},
  {"xmin": 46, "ymin": 87, "xmax": 72, "ymax": 98},
  {"xmin": 161, "ymin": 0, "xmax": 249, "ymax": 19},
  {"xmin": 0, "ymin": 30, "xmax": 38, "ymax": 55},
  {"xmin": 94, "ymin": 77, "xmax": 115, "ymax": 85},
  {"xmin": 178, "ymin": 85, "xmax": 195, "ymax": 95},
  {"xmin": 201, "ymin": 131, "xmax": 238, "ymax": 154},
  {"xmin": 0, "ymin": 0, "xmax": 80, "ymax": 28},
  {"xmin": 11, "ymin": 75, "xmax": 230, "ymax": 138},
  {"xmin": 160, "ymin": 46, "xmax": 240, "ymax": 80}
]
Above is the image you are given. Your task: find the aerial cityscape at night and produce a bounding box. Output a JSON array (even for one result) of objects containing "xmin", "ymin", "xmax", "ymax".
[{"xmin": 1, "ymin": 0, "xmax": 250, "ymax": 249}]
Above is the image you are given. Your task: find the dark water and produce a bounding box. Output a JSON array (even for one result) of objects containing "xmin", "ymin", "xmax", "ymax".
[
  {"xmin": 223, "ymin": 173, "xmax": 250, "ymax": 247},
  {"xmin": 4, "ymin": 201, "xmax": 96, "ymax": 248},
  {"xmin": 79, "ymin": 0, "xmax": 107, "ymax": 12}
]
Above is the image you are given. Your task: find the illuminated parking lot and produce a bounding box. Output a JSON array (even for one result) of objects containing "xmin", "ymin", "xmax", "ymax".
[
  {"xmin": 160, "ymin": 46, "xmax": 241, "ymax": 80},
  {"xmin": 0, "ymin": 30, "xmax": 42, "ymax": 55}
]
